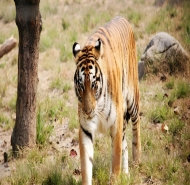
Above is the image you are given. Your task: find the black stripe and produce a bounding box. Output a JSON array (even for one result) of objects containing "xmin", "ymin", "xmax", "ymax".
[
  {"xmin": 95, "ymin": 28, "xmax": 114, "ymax": 53},
  {"xmin": 124, "ymin": 111, "xmax": 130, "ymax": 122},
  {"xmin": 131, "ymin": 116, "xmax": 138, "ymax": 124},
  {"xmin": 95, "ymin": 66, "xmax": 98, "ymax": 74},
  {"xmin": 81, "ymin": 125, "xmax": 93, "ymax": 142},
  {"xmin": 128, "ymin": 99, "xmax": 135, "ymax": 113},
  {"xmin": 122, "ymin": 133, "xmax": 125, "ymax": 141},
  {"xmin": 106, "ymin": 102, "xmax": 112, "ymax": 121}
]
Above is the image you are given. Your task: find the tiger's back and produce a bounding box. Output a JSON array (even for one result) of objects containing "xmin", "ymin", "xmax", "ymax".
[
  {"xmin": 73, "ymin": 16, "xmax": 141, "ymax": 185},
  {"xmin": 86, "ymin": 16, "xmax": 139, "ymax": 106}
]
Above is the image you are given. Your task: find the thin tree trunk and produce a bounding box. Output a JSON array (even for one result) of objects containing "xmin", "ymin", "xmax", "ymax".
[{"xmin": 11, "ymin": 0, "xmax": 42, "ymax": 154}]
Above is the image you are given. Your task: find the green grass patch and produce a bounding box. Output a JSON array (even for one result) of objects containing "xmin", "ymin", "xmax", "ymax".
[
  {"xmin": 127, "ymin": 8, "xmax": 141, "ymax": 27},
  {"xmin": 62, "ymin": 18, "xmax": 69, "ymax": 30},
  {"xmin": 50, "ymin": 77, "xmax": 72, "ymax": 92},
  {"xmin": 40, "ymin": 0, "xmax": 58, "ymax": 18},
  {"xmin": 0, "ymin": 63, "xmax": 6, "ymax": 68},
  {"xmin": 149, "ymin": 105, "xmax": 171, "ymax": 123},
  {"xmin": 93, "ymin": 140, "xmax": 110, "ymax": 185},
  {"xmin": 40, "ymin": 26, "xmax": 59, "ymax": 52},
  {"xmin": 43, "ymin": 173, "xmax": 81, "ymax": 185},
  {"xmin": 170, "ymin": 119, "xmax": 185, "ymax": 136},
  {"xmin": 37, "ymin": 96, "xmax": 77, "ymax": 131},
  {"xmin": 42, "ymin": 170, "xmax": 63, "ymax": 185},
  {"xmin": 0, "ymin": 114, "xmax": 13, "ymax": 130},
  {"xmin": 165, "ymin": 78, "xmax": 175, "ymax": 89},
  {"xmin": 146, "ymin": 5, "xmax": 177, "ymax": 34},
  {"xmin": 82, "ymin": 9, "xmax": 111, "ymax": 33},
  {"xmin": 180, "ymin": 0, "xmax": 190, "ymax": 48},
  {"xmin": 59, "ymin": 44, "xmax": 73, "ymax": 62},
  {"xmin": 36, "ymin": 106, "xmax": 54, "ymax": 146},
  {"xmin": 172, "ymin": 81, "xmax": 190, "ymax": 99},
  {"xmin": 0, "ymin": 0, "xmax": 15, "ymax": 23},
  {"xmin": 8, "ymin": 94, "xmax": 17, "ymax": 110},
  {"xmin": 68, "ymin": 109, "xmax": 78, "ymax": 131},
  {"xmin": 169, "ymin": 80, "xmax": 190, "ymax": 104}
]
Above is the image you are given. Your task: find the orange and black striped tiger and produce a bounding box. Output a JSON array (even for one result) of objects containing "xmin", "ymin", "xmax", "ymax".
[{"xmin": 72, "ymin": 16, "xmax": 141, "ymax": 184}]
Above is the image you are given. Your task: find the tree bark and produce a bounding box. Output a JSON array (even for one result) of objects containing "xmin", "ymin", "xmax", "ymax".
[{"xmin": 11, "ymin": 0, "xmax": 42, "ymax": 153}]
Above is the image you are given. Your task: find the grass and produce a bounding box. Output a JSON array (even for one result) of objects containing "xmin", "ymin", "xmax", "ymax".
[
  {"xmin": 127, "ymin": 8, "xmax": 142, "ymax": 27},
  {"xmin": 40, "ymin": 0, "xmax": 58, "ymax": 18},
  {"xmin": 0, "ymin": 114, "xmax": 13, "ymax": 130},
  {"xmin": 36, "ymin": 106, "xmax": 54, "ymax": 146},
  {"xmin": 165, "ymin": 78, "xmax": 175, "ymax": 89},
  {"xmin": 0, "ymin": 0, "xmax": 15, "ymax": 24},
  {"xmin": 59, "ymin": 44, "xmax": 73, "ymax": 62},
  {"xmin": 170, "ymin": 119, "xmax": 185, "ymax": 136},
  {"xmin": 171, "ymin": 80, "xmax": 190, "ymax": 99},
  {"xmin": 168, "ymin": 79, "xmax": 190, "ymax": 105},
  {"xmin": 149, "ymin": 105, "xmax": 171, "ymax": 123},
  {"xmin": 50, "ymin": 77, "xmax": 72, "ymax": 92},
  {"xmin": 0, "ymin": 0, "xmax": 190, "ymax": 184},
  {"xmin": 146, "ymin": 0, "xmax": 190, "ymax": 51},
  {"xmin": 62, "ymin": 18, "xmax": 69, "ymax": 31},
  {"xmin": 40, "ymin": 26, "xmax": 59, "ymax": 52}
]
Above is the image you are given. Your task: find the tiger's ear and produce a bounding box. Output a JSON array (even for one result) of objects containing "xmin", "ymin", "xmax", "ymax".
[
  {"xmin": 94, "ymin": 38, "xmax": 103, "ymax": 60},
  {"xmin": 73, "ymin": 42, "xmax": 81, "ymax": 58},
  {"xmin": 95, "ymin": 38, "xmax": 101, "ymax": 51}
]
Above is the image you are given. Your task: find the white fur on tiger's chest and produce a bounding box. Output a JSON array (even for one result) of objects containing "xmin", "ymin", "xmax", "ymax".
[{"xmin": 79, "ymin": 93, "xmax": 117, "ymax": 136}]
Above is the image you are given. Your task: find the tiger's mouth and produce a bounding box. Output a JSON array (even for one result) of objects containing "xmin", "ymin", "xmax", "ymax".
[{"xmin": 83, "ymin": 108, "xmax": 96, "ymax": 119}]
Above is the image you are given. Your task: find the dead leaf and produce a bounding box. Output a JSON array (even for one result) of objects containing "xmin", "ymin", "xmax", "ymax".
[
  {"xmin": 70, "ymin": 149, "xmax": 77, "ymax": 157},
  {"xmin": 174, "ymin": 106, "xmax": 180, "ymax": 115},
  {"xmin": 73, "ymin": 169, "xmax": 81, "ymax": 175},
  {"xmin": 160, "ymin": 73, "xmax": 167, "ymax": 82},
  {"xmin": 71, "ymin": 139, "xmax": 78, "ymax": 146},
  {"xmin": 144, "ymin": 176, "xmax": 154, "ymax": 184},
  {"xmin": 163, "ymin": 93, "xmax": 168, "ymax": 98},
  {"xmin": 161, "ymin": 124, "xmax": 169, "ymax": 133}
]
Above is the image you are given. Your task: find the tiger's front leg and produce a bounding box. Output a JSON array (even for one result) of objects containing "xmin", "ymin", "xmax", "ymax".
[
  {"xmin": 110, "ymin": 118, "xmax": 123, "ymax": 183},
  {"xmin": 79, "ymin": 126, "xmax": 94, "ymax": 185}
]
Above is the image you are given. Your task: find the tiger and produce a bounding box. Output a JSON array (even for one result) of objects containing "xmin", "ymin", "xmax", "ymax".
[{"xmin": 72, "ymin": 16, "xmax": 141, "ymax": 184}]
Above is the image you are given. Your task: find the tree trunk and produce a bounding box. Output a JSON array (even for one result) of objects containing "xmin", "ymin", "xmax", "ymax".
[{"xmin": 11, "ymin": 0, "xmax": 42, "ymax": 154}]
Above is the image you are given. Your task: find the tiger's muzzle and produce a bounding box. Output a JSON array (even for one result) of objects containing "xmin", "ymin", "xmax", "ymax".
[{"xmin": 82, "ymin": 73, "xmax": 96, "ymax": 119}]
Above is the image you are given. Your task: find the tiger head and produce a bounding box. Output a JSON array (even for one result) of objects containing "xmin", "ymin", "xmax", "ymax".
[{"xmin": 73, "ymin": 39, "xmax": 103, "ymax": 118}]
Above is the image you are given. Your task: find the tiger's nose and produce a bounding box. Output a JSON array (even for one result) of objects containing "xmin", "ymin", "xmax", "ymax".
[{"xmin": 85, "ymin": 109, "xmax": 92, "ymax": 116}]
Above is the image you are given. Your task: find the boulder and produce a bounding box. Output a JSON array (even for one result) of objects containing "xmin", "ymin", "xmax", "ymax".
[
  {"xmin": 138, "ymin": 32, "xmax": 189, "ymax": 79},
  {"xmin": 138, "ymin": 61, "xmax": 145, "ymax": 80}
]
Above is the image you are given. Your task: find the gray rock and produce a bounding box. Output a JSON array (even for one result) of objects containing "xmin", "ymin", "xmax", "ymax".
[
  {"xmin": 139, "ymin": 32, "xmax": 189, "ymax": 77},
  {"xmin": 138, "ymin": 61, "xmax": 145, "ymax": 80}
]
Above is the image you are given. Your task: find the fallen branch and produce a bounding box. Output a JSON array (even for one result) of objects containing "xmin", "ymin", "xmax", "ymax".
[{"xmin": 0, "ymin": 36, "xmax": 17, "ymax": 58}]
